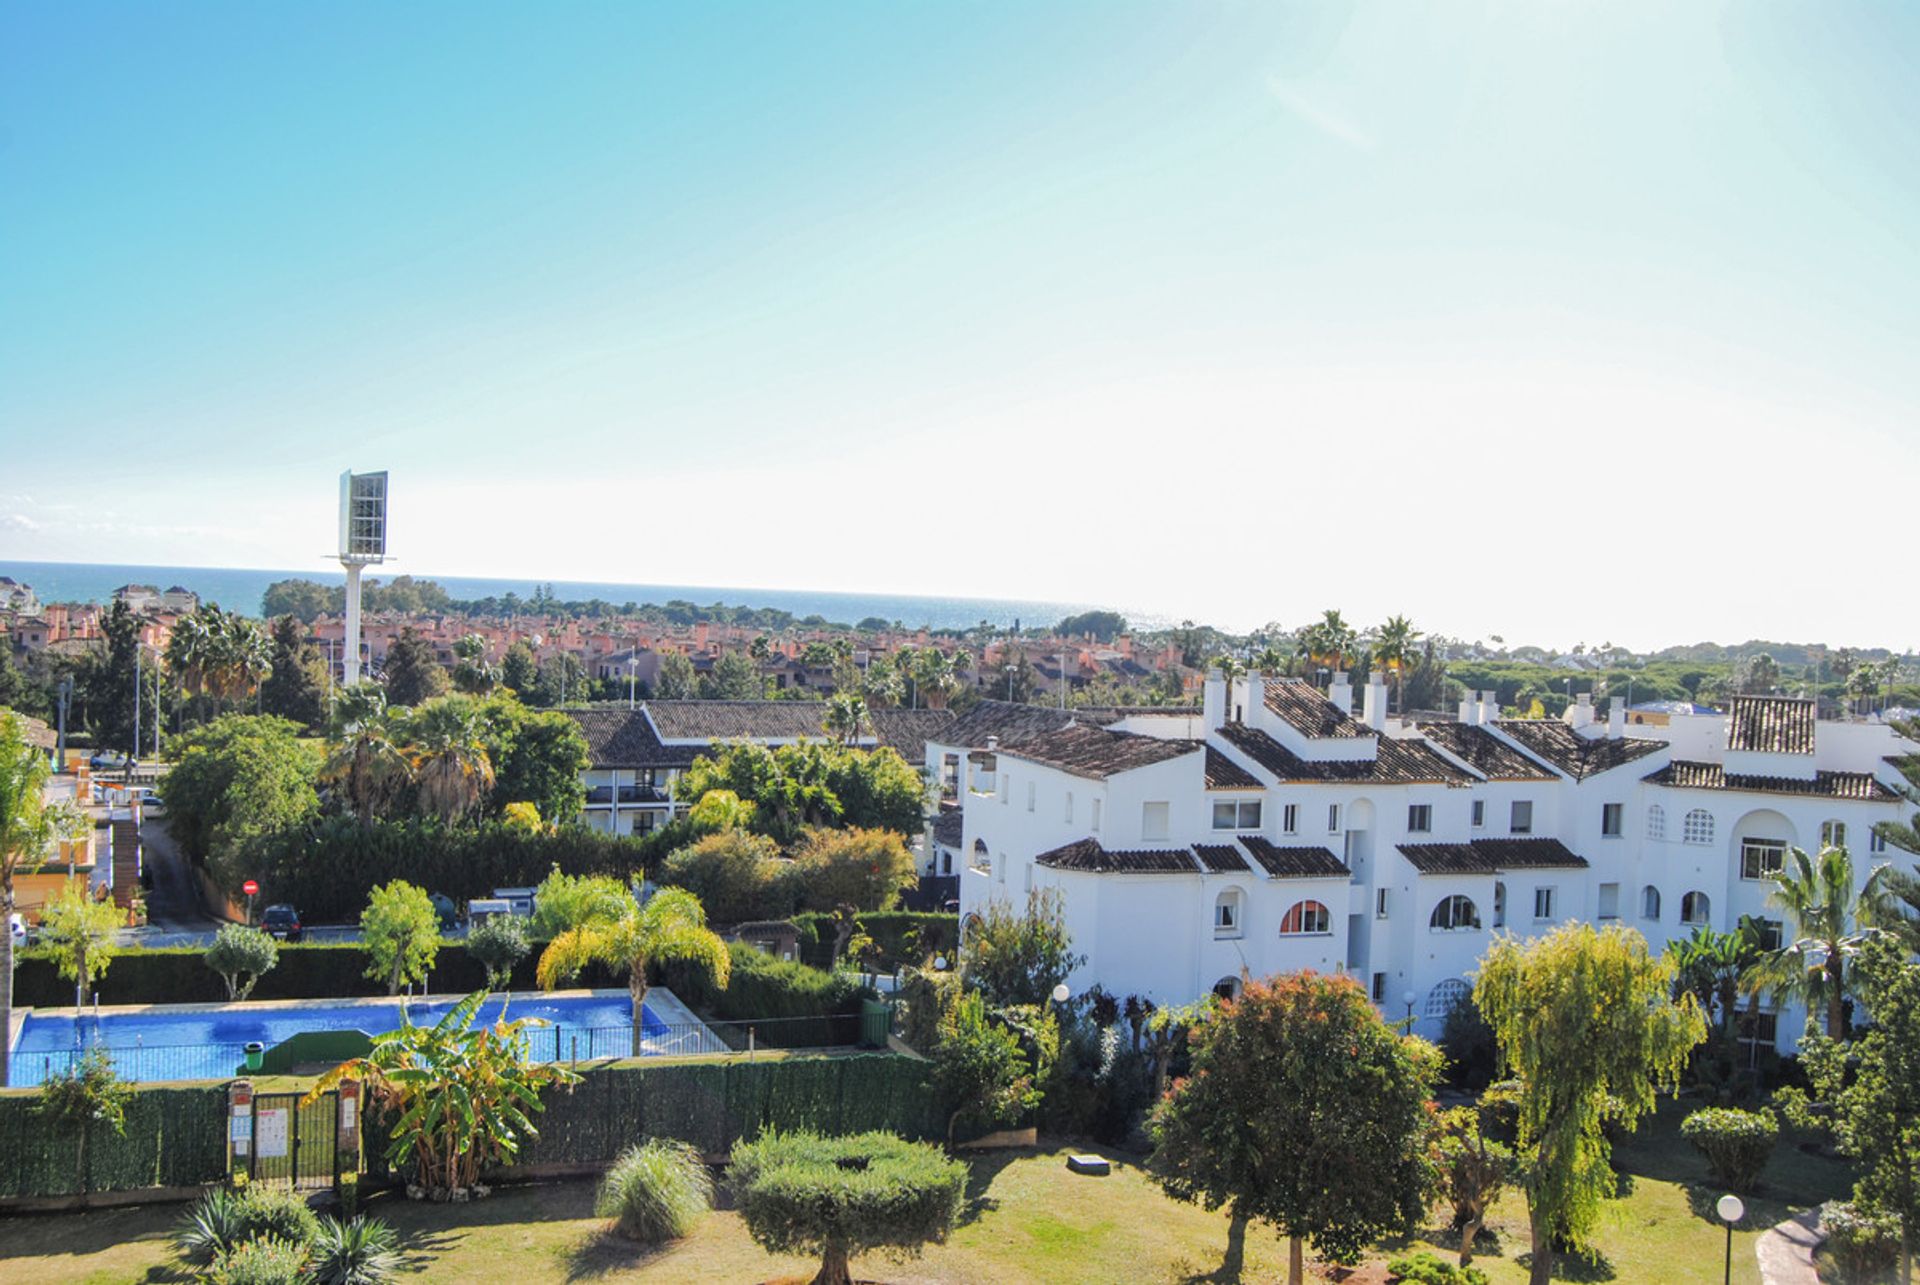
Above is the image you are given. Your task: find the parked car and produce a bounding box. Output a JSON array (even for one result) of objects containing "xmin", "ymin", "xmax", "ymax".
[
  {"xmin": 136, "ymin": 788, "xmax": 165, "ymax": 816},
  {"xmin": 261, "ymin": 904, "xmax": 303, "ymax": 942},
  {"xmin": 89, "ymin": 750, "xmax": 128, "ymax": 770}
]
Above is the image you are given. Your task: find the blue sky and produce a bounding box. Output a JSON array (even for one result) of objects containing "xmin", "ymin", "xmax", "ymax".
[{"xmin": 2, "ymin": 2, "xmax": 1916, "ymax": 648}]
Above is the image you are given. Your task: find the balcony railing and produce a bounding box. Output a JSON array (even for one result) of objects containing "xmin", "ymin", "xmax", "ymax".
[
  {"xmin": 584, "ymin": 786, "xmax": 614, "ymax": 806},
  {"xmin": 617, "ymin": 786, "xmax": 670, "ymax": 805}
]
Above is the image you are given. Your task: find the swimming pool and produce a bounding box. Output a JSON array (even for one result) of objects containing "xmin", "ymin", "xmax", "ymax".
[{"xmin": 7, "ymin": 991, "xmax": 716, "ymax": 1087}]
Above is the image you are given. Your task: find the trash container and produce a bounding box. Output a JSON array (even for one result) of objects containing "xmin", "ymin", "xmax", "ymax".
[
  {"xmin": 859, "ymin": 998, "xmax": 891, "ymax": 1049},
  {"xmin": 244, "ymin": 1041, "xmax": 265, "ymax": 1072}
]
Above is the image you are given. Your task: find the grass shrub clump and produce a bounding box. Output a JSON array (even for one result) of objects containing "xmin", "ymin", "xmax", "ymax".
[
  {"xmin": 1679, "ymin": 1106, "xmax": 1778, "ymax": 1192},
  {"xmin": 596, "ymin": 1138, "xmax": 714, "ymax": 1243},
  {"xmin": 309, "ymin": 1215, "xmax": 403, "ymax": 1285},
  {"xmin": 208, "ymin": 1235, "xmax": 310, "ymax": 1285},
  {"xmin": 1386, "ymin": 1251, "xmax": 1491, "ymax": 1284},
  {"xmin": 1821, "ymin": 1201, "xmax": 1901, "ymax": 1284},
  {"xmin": 174, "ymin": 1186, "xmax": 321, "ymax": 1265}
]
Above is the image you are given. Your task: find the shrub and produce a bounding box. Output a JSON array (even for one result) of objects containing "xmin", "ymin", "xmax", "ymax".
[
  {"xmin": 176, "ymin": 1187, "xmax": 249, "ymax": 1265},
  {"xmin": 931, "ymin": 990, "xmax": 1041, "ymax": 1144},
  {"xmin": 597, "ymin": 1138, "xmax": 713, "ymax": 1243},
  {"xmin": 665, "ymin": 942, "xmax": 868, "ymax": 1046},
  {"xmin": 1387, "ymin": 1251, "xmax": 1490, "ymax": 1285},
  {"xmin": 794, "ymin": 911, "xmax": 958, "ymax": 972},
  {"xmin": 728, "ymin": 1130, "xmax": 968, "ymax": 1285},
  {"xmin": 788, "ymin": 827, "xmax": 918, "ymax": 913},
  {"xmin": 308, "ymin": 1214, "xmax": 402, "ymax": 1285},
  {"xmin": 233, "ymin": 1184, "xmax": 324, "ymax": 1248},
  {"xmin": 205, "ymin": 924, "xmax": 280, "ymax": 1000},
  {"xmin": 208, "ymin": 1235, "xmax": 310, "ymax": 1285},
  {"xmin": 1680, "ymin": 1107, "xmax": 1778, "ymax": 1192},
  {"xmin": 466, "ymin": 914, "xmax": 529, "ymax": 990},
  {"xmin": 659, "ymin": 829, "xmax": 793, "ymax": 923},
  {"xmin": 1822, "ymin": 1201, "xmax": 1901, "ymax": 1284},
  {"xmin": 360, "ymin": 881, "xmax": 441, "ymax": 995}
]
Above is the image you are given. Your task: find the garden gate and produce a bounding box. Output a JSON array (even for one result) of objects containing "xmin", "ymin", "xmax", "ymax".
[{"xmin": 245, "ymin": 1090, "xmax": 350, "ymax": 1192}]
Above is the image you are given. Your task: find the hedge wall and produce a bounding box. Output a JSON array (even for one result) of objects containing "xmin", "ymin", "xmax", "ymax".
[
  {"xmin": 0, "ymin": 1082, "xmax": 227, "ymax": 1199},
  {"xmin": 791, "ymin": 910, "xmax": 958, "ymax": 971},
  {"xmin": 663, "ymin": 943, "xmax": 869, "ymax": 1048},
  {"xmin": 363, "ymin": 1054, "xmax": 939, "ymax": 1178}
]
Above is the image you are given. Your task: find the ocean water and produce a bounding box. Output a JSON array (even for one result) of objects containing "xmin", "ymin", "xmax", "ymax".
[{"xmin": 0, "ymin": 560, "xmax": 1160, "ymax": 633}]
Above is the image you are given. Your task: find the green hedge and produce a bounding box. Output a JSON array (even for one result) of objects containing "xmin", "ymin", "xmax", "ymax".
[
  {"xmin": 791, "ymin": 911, "xmax": 958, "ymax": 971},
  {"xmin": 0, "ymin": 1082, "xmax": 227, "ymax": 1199},
  {"xmin": 664, "ymin": 943, "xmax": 869, "ymax": 1049},
  {"xmin": 362, "ymin": 1054, "xmax": 938, "ymax": 1179}
]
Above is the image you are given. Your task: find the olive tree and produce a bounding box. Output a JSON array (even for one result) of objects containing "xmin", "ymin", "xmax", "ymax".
[
  {"xmin": 467, "ymin": 913, "xmax": 529, "ymax": 992},
  {"xmin": 728, "ymin": 1131, "xmax": 967, "ymax": 1285},
  {"xmin": 203, "ymin": 924, "xmax": 280, "ymax": 1000},
  {"xmin": 361, "ymin": 880, "xmax": 442, "ymax": 995}
]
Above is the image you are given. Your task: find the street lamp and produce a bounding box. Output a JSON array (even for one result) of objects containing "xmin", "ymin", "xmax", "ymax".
[
  {"xmin": 1716, "ymin": 1193, "xmax": 1744, "ymax": 1285},
  {"xmin": 1051, "ymin": 983, "xmax": 1071, "ymax": 1005},
  {"xmin": 1402, "ymin": 989, "xmax": 1417, "ymax": 1031}
]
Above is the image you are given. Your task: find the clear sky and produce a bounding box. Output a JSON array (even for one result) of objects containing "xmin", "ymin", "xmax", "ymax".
[{"xmin": 2, "ymin": 2, "xmax": 1916, "ymax": 649}]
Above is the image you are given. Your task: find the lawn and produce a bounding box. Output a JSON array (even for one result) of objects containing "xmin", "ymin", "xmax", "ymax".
[{"xmin": 0, "ymin": 1108, "xmax": 1857, "ymax": 1284}]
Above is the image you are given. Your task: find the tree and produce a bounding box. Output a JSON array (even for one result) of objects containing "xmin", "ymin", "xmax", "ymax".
[
  {"xmin": 407, "ymin": 696, "xmax": 496, "ymax": 824},
  {"xmin": 1054, "ymin": 610, "xmax": 1127, "ymax": 642},
  {"xmin": 706, "ymin": 650, "xmax": 761, "ymax": 700},
  {"xmin": 450, "ymin": 634, "xmax": 499, "ymax": 696},
  {"xmin": 686, "ymin": 788, "xmax": 755, "ymax": 834},
  {"xmin": 1431, "ymin": 1105, "xmax": 1513, "ymax": 1265},
  {"xmin": 489, "ymin": 704, "xmax": 589, "ymax": 823},
  {"xmin": 528, "ymin": 867, "xmax": 634, "ymax": 942},
  {"xmin": 258, "ymin": 615, "xmax": 328, "ymax": 729},
  {"xmin": 80, "ymin": 599, "xmax": 153, "ymax": 752},
  {"xmin": 161, "ymin": 715, "xmax": 320, "ymax": 891},
  {"xmin": 1, "ymin": 711, "xmax": 85, "ymax": 1084},
  {"xmin": 261, "ymin": 578, "xmax": 337, "ymax": 622},
  {"xmin": 1371, "ymin": 615, "xmax": 1423, "ymax": 712},
  {"xmin": 530, "ymin": 651, "xmax": 586, "ymax": 707},
  {"xmin": 204, "ymin": 923, "xmax": 280, "ymax": 1000},
  {"xmin": 659, "ymin": 829, "xmax": 791, "ymax": 924},
  {"xmin": 382, "ymin": 629, "xmax": 449, "ymax": 707},
  {"xmin": 822, "ymin": 692, "xmax": 871, "ymax": 746},
  {"xmin": 931, "ymin": 990, "xmax": 1046, "ymax": 1145},
  {"xmin": 1747, "ymin": 843, "xmax": 1889, "ymax": 1040},
  {"xmin": 321, "ymin": 685, "xmax": 412, "ymax": 824},
  {"xmin": 1667, "ymin": 919, "xmax": 1770, "ymax": 1097},
  {"xmin": 35, "ymin": 1046, "xmax": 133, "ymax": 1204},
  {"xmin": 467, "ymin": 914, "xmax": 529, "ymax": 992},
  {"xmin": 361, "ymin": 881, "xmax": 442, "ymax": 996},
  {"xmin": 654, "ymin": 651, "xmax": 696, "ymax": 701},
  {"xmin": 499, "ymin": 642, "xmax": 539, "ymax": 696},
  {"xmin": 41, "ymin": 878, "xmax": 123, "ymax": 1004},
  {"xmin": 789, "ymin": 827, "xmax": 917, "ymax": 913},
  {"xmin": 537, "ymin": 886, "xmax": 730, "ymax": 1055},
  {"xmin": 729, "ymin": 1131, "xmax": 968, "ymax": 1285},
  {"xmin": 1149, "ymin": 972, "xmax": 1442, "ymax": 1285},
  {"xmin": 960, "ymin": 887, "xmax": 1085, "ymax": 1007},
  {"xmin": 1296, "ymin": 608, "xmax": 1358, "ymax": 673},
  {"xmin": 1474, "ymin": 924, "xmax": 1706, "ymax": 1284}
]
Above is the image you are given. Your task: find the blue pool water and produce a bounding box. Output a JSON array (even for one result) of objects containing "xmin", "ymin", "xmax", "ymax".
[{"xmin": 9, "ymin": 993, "xmax": 674, "ymax": 1086}]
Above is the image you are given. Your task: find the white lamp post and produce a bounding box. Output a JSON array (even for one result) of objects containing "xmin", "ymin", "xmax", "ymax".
[{"xmin": 1716, "ymin": 1193, "xmax": 1744, "ymax": 1285}]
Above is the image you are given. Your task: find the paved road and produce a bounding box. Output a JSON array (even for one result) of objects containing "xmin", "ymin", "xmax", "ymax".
[{"xmin": 136, "ymin": 816, "xmax": 211, "ymax": 935}]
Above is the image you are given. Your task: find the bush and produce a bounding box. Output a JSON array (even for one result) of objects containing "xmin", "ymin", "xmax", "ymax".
[
  {"xmin": 788, "ymin": 827, "xmax": 918, "ymax": 912},
  {"xmin": 1822, "ymin": 1201, "xmax": 1901, "ymax": 1284},
  {"xmin": 728, "ymin": 1130, "xmax": 968, "ymax": 1285},
  {"xmin": 466, "ymin": 914, "xmax": 529, "ymax": 990},
  {"xmin": 665, "ymin": 942, "xmax": 868, "ymax": 1046},
  {"xmin": 1680, "ymin": 1107, "xmax": 1778, "ymax": 1192},
  {"xmin": 209, "ymin": 1235, "xmax": 310, "ymax": 1285},
  {"xmin": 309, "ymin": 1214, "xmax": 402, "ymax": 1285},
  {"xmin": 1387, "ymin": 1251, "xmax": 1490, "ymax": 1285},
  {"xmin": 176, "ymin": 1187, "xmax": 249, "ymax": 1265},
  {"xmin": 232, "ymin": 1184, "xmax": 324, "ymax": 1248},
  {"xmin": 659, "ymin": 830, "xmax": 793, "ymax": 924},
  {"xmin": 794, "ymin": 911, "xmax": 958, "ymax": 972},
  {"xmin": 597, "ymin": 1138, "xmax": 713, "ymax": 1243},
  {"xmin": 1439, "ymin": 992, "xmax": 1498, "ymax": 1092}
]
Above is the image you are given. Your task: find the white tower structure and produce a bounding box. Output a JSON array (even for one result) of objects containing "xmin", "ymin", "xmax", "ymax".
[{"xmin": 337, "ymin": 470, "xmax": 389, "ymax": 685}]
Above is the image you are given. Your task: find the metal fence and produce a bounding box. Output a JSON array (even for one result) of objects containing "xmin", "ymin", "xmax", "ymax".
[{"xmin": 9, "ymin": 1040, "xmax": 254, "ymax": 1088}]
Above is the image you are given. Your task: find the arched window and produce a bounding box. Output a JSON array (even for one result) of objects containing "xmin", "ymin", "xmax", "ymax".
[
  {"xmin": 1214, "ymin": 889, "xmax": 1244, "ymax": 939},
  {"xmin": 1821, "ymin": 819, "xmax": 1847, "ymax": 850},
  {"xmin": 1682, "ymin": 809, "xmax": 1715, "ymax": 846},
  {"xmin": 1681, "ymin": 891, "xmax": 1710, "ymax": 925},
  {"xmin": 1429, "ymin": 895, "xmax": 1481, "ymax": 932},
  {"xmin": 1646, "ymin": 804, "xmax": 1666, "ymax": 841},
  {"xmin": 1279, "ymin": 900, "xmax": 1331, "ymax": 935},
  {"xmin": 1213, "ymin": 976, "xmax": 1242, "ymax": 1002},
  {"xmin": 1641, "ymin": 886, "xmax": 1662, "ymax": 921},
  {"xmin": 970, "ymin": 839, "xmax": 990, "ymax": 874},
  {"xmin": 1493, "ymin": 881, "xmax": 1507, "ymax": 929},
  {"xmin": 1425, "ymin": 978, "xmax": 1471, "ymax": 1020}
]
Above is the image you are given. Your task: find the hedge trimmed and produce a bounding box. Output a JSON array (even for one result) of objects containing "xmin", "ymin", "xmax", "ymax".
[
  {"xmin": 363, "ymin": 1053, "xmax": 939, "ymax": 1179},
  {"xmin": 1680, "ymin": 1106, "xmax": 1778, "ymax": 1193},
  {"xmin": 791, "ymin": 911, "xmax": 958, "ymax": 972},
  {"xmin": 0, "ymin": 1082, "xmax": 227, "ymax": 1199},
  {"xmin": 664, "ymin": 943, "xmax": 869, "ymax": 1048}
]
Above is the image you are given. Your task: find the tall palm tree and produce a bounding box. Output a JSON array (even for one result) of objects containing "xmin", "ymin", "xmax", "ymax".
[
  {"xmin": 322, "ymin": 683, "xmax": 414, "ymax": 823},
  {"xmin": 1251, "ymin": 644, "xmax": 1290, "ymax": 677},
  {"xmin": 1296, "ymin": 609, "xmax": 1357, "ymax": 676},
  {"xmin": 408, "ymin": 697, "xmax": 496, "ymax": 824},
  {"xmin": 1667, "ymin": 920, "xmax": 1767, "ymax": 1041},
  {"xmin": 163, "ymin": 610, "xmax": 215, "ymax": 725},
  {"xmin": 823, "ymin": 692, "xmax": 871, "ymax": 747},
  {"xmin": 536, "ymin": 887, "xmax": 731, "ymax": 1055},
  {"xmin": 451, "ymin": 633, "xmax": 499, "ymax": 696},
  {"xmin": 1370, "ymin": 615, "xmax": 1423, "ymax": 713},
  {"xmin": 1747, "ymin": 843, "xmax": 1891, "ymax": 1039}
]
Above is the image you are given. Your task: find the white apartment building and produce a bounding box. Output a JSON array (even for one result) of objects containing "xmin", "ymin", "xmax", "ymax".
[{"xmin": 950, "ymin": 676, "xmax": 1915, "ymax": 1051}]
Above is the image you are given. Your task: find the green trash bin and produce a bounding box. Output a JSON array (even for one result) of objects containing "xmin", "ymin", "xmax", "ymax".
[{"xmin": 859, "ymin": 998, "xmax": 891, "ymax": 1049}]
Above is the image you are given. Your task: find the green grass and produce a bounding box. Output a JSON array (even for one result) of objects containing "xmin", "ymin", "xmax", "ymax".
[{"xmin": 0, "ymin": 1108, "xmax": 1859, "ymax": 1284}]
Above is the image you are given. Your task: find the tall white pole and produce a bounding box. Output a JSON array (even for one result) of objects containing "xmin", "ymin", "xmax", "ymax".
[{"xmin": 343, "ymin": 562, "xmax": 364, "ymax": 685}]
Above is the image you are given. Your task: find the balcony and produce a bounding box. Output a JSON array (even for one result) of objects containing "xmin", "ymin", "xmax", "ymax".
[
  {"xmin": 585, "ymin": 786, "xmax": 615, "ymax": 807},
  {"xmin": 618, "ymin": 786, "xmax": 670, "ymax": 806}
]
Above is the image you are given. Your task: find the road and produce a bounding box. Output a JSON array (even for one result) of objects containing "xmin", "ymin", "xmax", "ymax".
[{"xmin": 123, "ymin": 818, "xmax": 369, "ymax": 947}]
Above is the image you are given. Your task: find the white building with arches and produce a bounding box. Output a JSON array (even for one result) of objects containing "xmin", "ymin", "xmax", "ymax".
[{"xmin": 946, "ymin": 678, "xmax": 1914, "ymax": 1051}]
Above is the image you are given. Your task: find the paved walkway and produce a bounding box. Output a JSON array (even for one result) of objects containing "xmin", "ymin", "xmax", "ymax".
[{"xmin": 1756, "ymin": 1209, "xmax": 1823, "ymax": 1285}]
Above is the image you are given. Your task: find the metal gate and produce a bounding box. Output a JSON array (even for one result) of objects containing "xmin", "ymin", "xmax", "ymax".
[{"xmin": 247, "ymin": 1091, "xmax": 348, "ymax": 1192}]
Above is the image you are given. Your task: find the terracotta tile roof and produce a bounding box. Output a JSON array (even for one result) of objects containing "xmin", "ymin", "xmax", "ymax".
[
  {"xmin": 1034, "ymin": 838, "xmax": 1200, "ymax": 873},
  {"xmin": 868, "ymin": 708, "xmax": 961, "ymax": 763},
  {"xmin": 1645, "ymin": 760, "xmax": 1899, "ymax": 802},
  {"xmin": 1725, "ymin": 696, "xmax": 1817, "ymax": 755},
  {"xmin": 1492, "ymin": 720, "xmax": 1667, "ymax": 780},
  {"xmin": 1218, "ymin": 723, "xmax": 1474, "ymax": 786},
  {"xmin": 1396, "ymin": 843, "xmax": 1489, "ymax": 875},
  {"xmin": 931, "ymin": 808, "xmax": 964, "ymax": 848},
  {"xmin": 997, "ymin": 725, "xmax": 1202, "ymax": 780},
  {"xmin": 563, "ymin": 703, "xmax": 944, "ymax": 768},
  {"xmin": 936, "ymin": 700, "xmax": 1081, "ymax": 749},
  {"xmin": 1238, "ymin": 836, "xmax": 1350, "ymax": 878},
  {"xmin": 1417, "ymin": 722, "xmax": 1558, "ymax": 781},
  {"xmin": 1397, "ymin": 837, "xmax": 1588, "ymax": 875},
  {"xmin": 564, "ymin": 707, "xmax": 682, "ymax": 768},
  {"xmin": 1192, "ymin": 843, "xmax": 1251, "ymax": 873},
  {"xmin": 646, "ymin": 701, "xmax": 838, "ymax": 742},
  {"xmin": 1263, "ymin": 678, "xmax": 1369, "ymax": 739},
  {"xmin": 1205, "ymin": 747, "xmax": 1262, "ymax": 790}
]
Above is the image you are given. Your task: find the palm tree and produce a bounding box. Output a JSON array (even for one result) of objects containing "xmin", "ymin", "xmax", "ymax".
[
  {"xmin": 451, "ymin": 634, "xmax": 499, "ymax": 695},
  {"xmin": 1879, "ymin": 867, "xmax": 1920, "ymax": 955},
  {"xmin": 408, "ymin": 698, "xmax": 496, "ymax": 823},
  {"xmin": 1747, "ymin": 843, "xmax": 1890, "ymax": 1039},
  {"xmin": 163, "ymin": 610, "xmax": 215, "ymax": 725},
  {"xmin": 1667, "ymin": 920, "xmax": 1767, "ymax": 1042},
  {"xmin": 322, "ymin": 684, "xmax": 414, "ymax": 823},
  {"xmin": 1371, "ymin": 615, "xmax": 1423, "ymax": 713},
  {"xmin": 1296, "ymin": 609, "xmax": 1357, "ymax": 675},
  {"xmin": 536, "ymin": 887, "xmax": 730, "ymax": 1055},
  {"xmin": 1251, "ymin": 644, "xmax": 1290, "ymax": 677},
  {"xmin": 823, "ymin": 692, "xmax": 871, "ymax": 746}
]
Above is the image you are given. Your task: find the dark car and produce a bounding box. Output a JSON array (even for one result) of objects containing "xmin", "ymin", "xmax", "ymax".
[{"xmin": 261, "ymin": 904, "xmax": 303, "ymax": 942}]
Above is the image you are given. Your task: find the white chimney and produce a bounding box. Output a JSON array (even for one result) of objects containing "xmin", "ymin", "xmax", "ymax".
[
  {"xmin": 1245, "ymin": 672, "xmax": 1265, "ymax": 724},
  {"xmin": 1608, "ymin": 695, "xmax": 1627, "ymax": 740},
  {"xmin": 1363, "ymin": 673, "xmax": 1388, "ymax": 731},
  {"xmin": 1202, "ymin": 677, "xmax": 1226, "ymax": 732},
  {"xmin": 1568, "ymin": 692, "xmax": 1594, "ymax": 730},
  {"xmin": 1328, "ymin": 670, "xmax": 1353, "ymax": 716},
  {"xmin": 1478, "ymin": 690, "xmax": 1500, "ymax": 724},
  {"xmin": 1458, "ymin": 693, "xmax": 1478, "ymax": 725}
]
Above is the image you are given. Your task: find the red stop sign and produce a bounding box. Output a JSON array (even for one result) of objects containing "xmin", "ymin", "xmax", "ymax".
[{"xmin": 242, "ymin": 880, "xmax": 259, "ymax": 897}]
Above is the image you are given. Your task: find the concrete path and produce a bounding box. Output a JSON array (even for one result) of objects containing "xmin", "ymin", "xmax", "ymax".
[{"xmin": 1756, "ymin": 1209, "xmax": 1823, "ymax": 1285}]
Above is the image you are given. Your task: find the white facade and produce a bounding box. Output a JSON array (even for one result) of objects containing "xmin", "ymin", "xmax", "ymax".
[{"xmin": 950, "ymin": 681, "xmax": 1915, "ymax": 1050}]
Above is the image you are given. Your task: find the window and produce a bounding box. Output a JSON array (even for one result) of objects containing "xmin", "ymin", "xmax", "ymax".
[
  {"xmin": 1641, "ymin": 886, "xmax": 1662, "ymax": 921},
  {"xmin": 1091, "ymin": 798, "xmax": 1102, "ymax": 832},
  {"xmin": 1372, "ymin": 972, "xmax": 1388, "ymax": 1003},
  {"xmin": 1870, "ymin": 827, "xmax": 1887, "ymax": 855},
  {"xmin": 1065, "ymin": 792, "xmax": 1074, "ymax": 823},
  {"xmin": 1493, "ymin": 881, "xmax": 1507, "ymax": 928},
  {"xmin": 1430, "ymin": 895, "xmax": 1481, "ymax": 932},
  {"xmin": 1682, "ymin": 809, "xmax": 1714, "ymax": 845},
  {"xmin": 1426, "ymin": 978, "xmax": 1472, "ymax": 1020},
  {"xmin": 1376, "ymin": 888, "xmax": 1390, "ymax": 919},
  {"xmin": 1510, "ymin": 800, "xmax": 1533, "ymax": 835},
  {"xmin": 1598, "ymin": 882, "xmax": 1619, "ymax": 920},
  {"xmin": 1027, "ymin": 781, "xmax": 1036, "ymax": 812},
  {"xmin": 1820, "ymin": 820, "xmax": 1847, "ymax": 850},
  {"xmin": 1212, "ymin": 800, "xmax": 1263, "ymax": 830},
  {"xmin": 1682, "ymin": 891, "xmax": 1711, "ymax": 925},
  {"xmin": 1754, "ymin": 918, "xmax": 1783, "ymax": 951},
  {"xmin": 1408, "ymin": 804, "xmax": 1432, "ymax": 833},
  {"xmin": 999, "ymin": 772, "xmax": 1009, "ymax": 804},
  {"xmin": 1602, "ymin": 803, "xmax": 1623, "ymax": 837},
  {"xmin": 940, "ymin": 754, "xmax": 959, "ymax": 798},
  {"xmin": 970, "ymin": 839, "xmax": 991, "ymax": 875},
  {"xmin": 1282, "ymin": 804, "xmax": 1299, "ymax": 834},
  {"xmin": 1532, "ymin": 887, "xmax": 1556, "ymax": 921},
  {"xmin": 1471, "ymin": 800, "xmax": 1485, "ymax": 828},
  {"xmin": 1142, "ymin": 801, "xmax": 1170, "ymax": 841},
  {"xmin": 1327, "ymin": 803, "xmax": 1341, "ymax": 834},
  {"xmin": 1738, "ymin": 1009, "xmax": 1779, "ymax": 1065},
  {"xmin": 1741, "ymin": 838, "xmax": 1786, "ymax": 881},
  {"xmin": 1214, "ymin": 889, "xmax": 1243, "ymax": 938},
  {"xmin": 1279, "ymin": 900, "xmax": 1331, "ymax": 935},
  {"xmin": 1213, "ymin": 976, "xmax": 1242, "ymax": 1002},
  {"xmin": 1647, "ymin": 804, "xmax": 1667, "ymax": 841}
]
